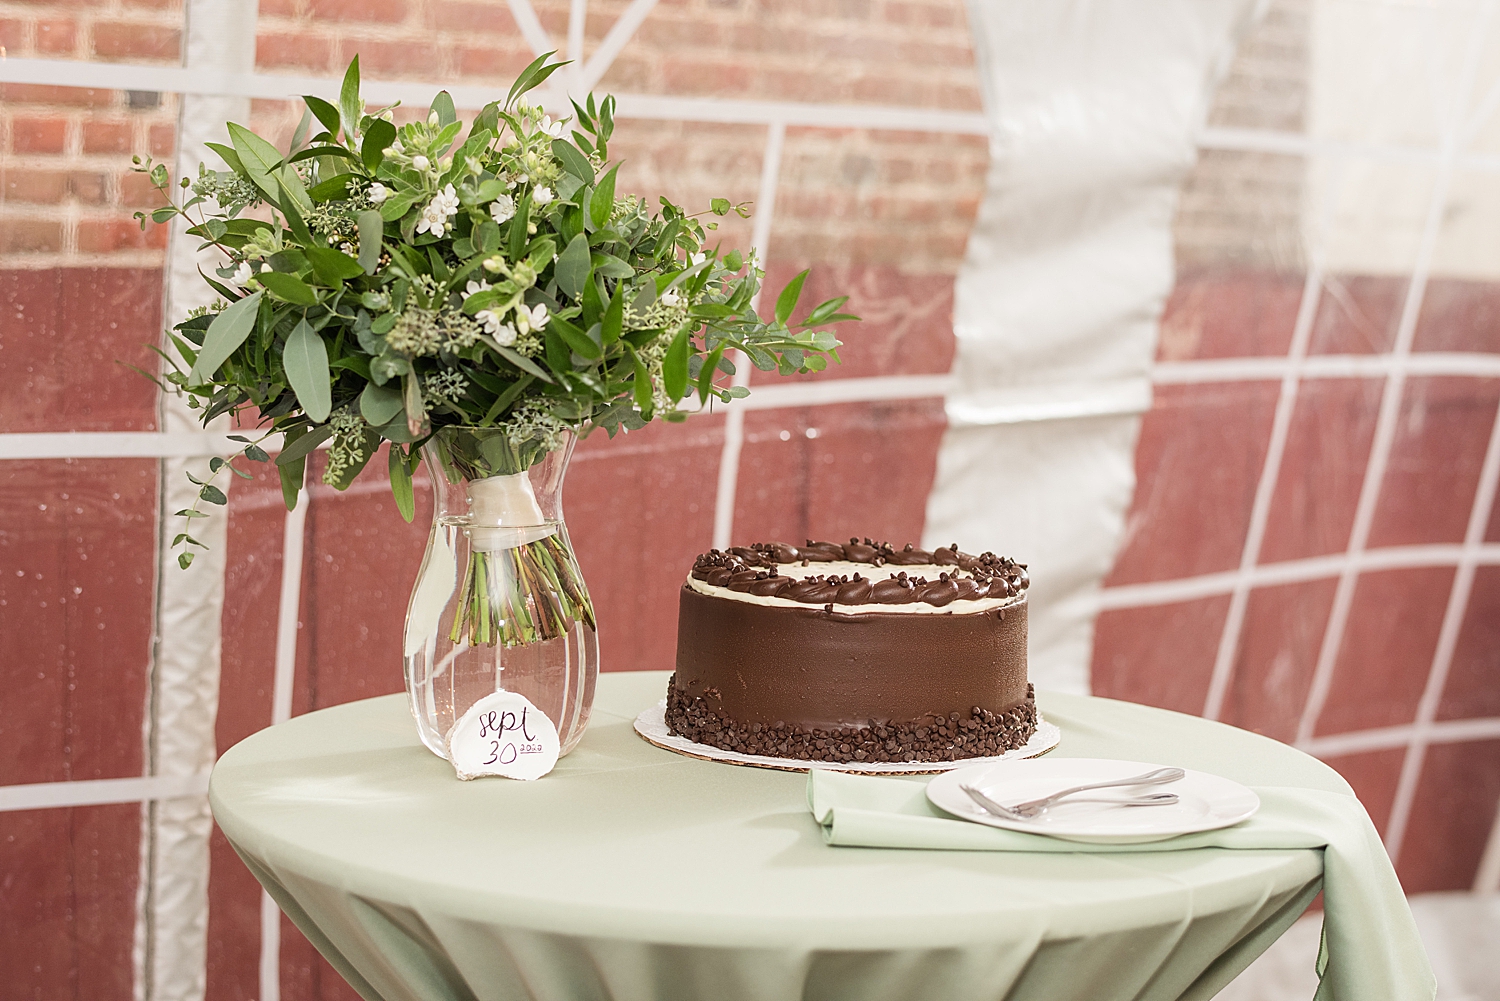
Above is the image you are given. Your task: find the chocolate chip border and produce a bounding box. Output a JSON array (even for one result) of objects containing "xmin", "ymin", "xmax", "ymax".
[
  {"xmin": 693, "ymin": 538, "xmax": 1031, "ymax": 608},
  {"xmin": 663, "ymin": 675, "xmax": 1038, "ymax": 764}
]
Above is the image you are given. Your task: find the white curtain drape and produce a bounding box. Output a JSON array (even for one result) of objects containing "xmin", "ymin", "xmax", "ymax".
[{"xmin": 927, "ymin": 0, "xmax": 1261, "ymax": 693}]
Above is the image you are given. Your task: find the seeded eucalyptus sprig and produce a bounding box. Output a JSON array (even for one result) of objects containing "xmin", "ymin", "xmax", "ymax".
[
  {"xmin": 171, "ymin": 432, "xmax": 274, "ymax": 569},
  {"xmin": 137, "ymin": 53, "xmax": 857, "ymax": 564}
]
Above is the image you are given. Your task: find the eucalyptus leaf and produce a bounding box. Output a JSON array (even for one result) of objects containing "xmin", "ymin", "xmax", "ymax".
[
  {"xmin": 359, "ymin": 381, "xmax": 404, "ymax": 426},
  {"xmin": 257, "ymin": 271, "xmax": 319, "ymax": 306},
  {"xmin": 283, "ymin": 318, "xmax": 333, "ymax": 422},
  {"xmin": 278, "ymin": 426, "xmax": 321, "ymax": 468},
  {"xmin": 361, "ymin": 117, "xmax": 396, "ymax": 171},
  {"xmin": 507, "ymin": 52, "xmax": 567, "ymax": 110},
  {"xmin": 303, "ymin": 95, "xmax": 342, "ymax": 138},
  {"xmin": 556, "ymin": 233, "xmax": 592, "ymax": 300},
  {"xmin": 203, "ymin": 141, "xmax": 246, "ymax": 175},
  {"xmin": 589, "ymin": 164, "xmax": 618, "ymax": 230},
  {"xmin": 430, "ymin": 90, "xmax": 457, "ymax": 127},
  {"xmin": 483, "ymin": 373, "xmax": 533, "ymax": 423},
  {"xmin": 590, "ymin": 252, "xmax": 634, "ymax": 279},
  {"xmin": 305, "ymin": 245, "xmax": 364, "ymax": 283},
  {"xmin": 389, "ymin": 445, "xmax": 415, "ymax": 522},
  {"xmin": 697, "ymin": 342, "xmax": 724, "ymax": 403},
  {"xmin": 379, "ymin": 191, "xmax": 420, "ymax": 221},
  {"xmin": 227, "ymin": 122, "xmax": 287, "ymax": 204},
  {"xmin": 373, "ymin": 413, "xmax": 420, "ymax": 443},
  {"xmin": 475, "ymin": 219, "xmax": 501, "ymax": 254},
  {"xmin": 550, "ymin": 314, "xmax": 602, "ymax": 361},
  {"xmin": 308, "ymin": 173, "xmax": 356, "ymax": 202},
  {"xmin": 471, "ymin": 102, "xmax": 500, "ymax": 141},
  {"xmin": 775, "ymin": 269, "xmax": 809, "ymax": 326},
  {"xmin": 357, "ymin": 210, "xmax": 384, "ymax": 274},
  {"xmin": 601, "ymin": 288, "xmax": 623, "ymax": 346},
  {"xmin": 188, "ymin": 291, "xmax": 263, "ymax": 386},
  {"xmin": 339, "ymin": 55, "xmax": 362, "ymax": 144},
  {"xmin": 483, "ymin": 338, "xmax": 553, "ymax": 382},
  {"xmin": 280, "ymin": 195, "xmax": 317, "ymax": 246},
  {"xmin": 627, "ymin": 344, "xmax": 652, "ymax": 413},
  {"xmin": 555, "ymin": 173, "xmax": 583, "ymax": 202},
  {"xmin": 551, "ymin": 138, "xmax": 595, "ymax": 182},
  {"xmin": 663, "ymin": 327, "xmax": 690, "ymax": 402}
]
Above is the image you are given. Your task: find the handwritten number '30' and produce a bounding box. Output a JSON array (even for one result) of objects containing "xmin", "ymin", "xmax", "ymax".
[{"xmin": 484, "ymin": 741, "xmax": 518, "ymax": 766}]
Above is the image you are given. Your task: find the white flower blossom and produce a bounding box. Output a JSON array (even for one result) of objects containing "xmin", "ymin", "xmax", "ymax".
[
  {"xmin": 660, "ymin": 289, "xmax": 682, "ymax": 307},
  {"xmin": 690, "ymin": 252, "xmax": 706, "ymax": 266},
  {"xmin": 539, "ymin": 115, "xmax": 567, "ymax": 139},
  {"xmin": 476, "ymin": 310, "xmax": 517, "ymax": 347},
  {"xmin": 367, "ymin": 182, "xmax": 388, "ymax": 204},
  {"xmin": 231, "ymin": 261, "xmax": 254, "ymax": 285},
  {"xmin": 532, "ymin": 185, "xmax": 553, "ymax": 206},
  {"xmin": 489, "ymin": 194, "xmax": 516, "ymax": 224},
  {"xmin": 515, "ymin": 302, "xmax": 549, "ymax": 334},
  {"xmin": 465, "ymin": 279, "xmax": 491, "ymax": 297},
  {"xmin": 391, "ymin": 140, "xmax": 405, "ymax": 155},
  {"xmin": 428, "ymin": 111, "xmax": 441, "ymax": 127},
  {"xmin": 416, "ymin": 184, "xmax": 460, "ymax": 237},
  {"xmin": 412, "ymin": 155, "xmax": 431, "ymax": 172}
]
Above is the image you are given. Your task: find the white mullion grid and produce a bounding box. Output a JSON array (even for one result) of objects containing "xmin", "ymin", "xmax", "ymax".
[
  {"xmin": 18, "ymin": 356, "xmax": 1500, "ymax": 460},
  {"xmin": 1381, "ymin": 390, "xmax": 1500, "ymax": 861},
  {"xmin": 581, "ymin": 0, "xmax": 659, "ymax": 92},
  {"xmin": 1294, "ymin": 13, "xmax": 1495, "ymax": 753},
  {"xmin": 1378, "ymin": 28, "xmax": 1500, "ymax": 867},
  {"xmin": 17, "ymin": 53, "xmax": 1500, "ymax": 167},
  {"xmin": 1154, "ymin": 351, "xmax": 1500, "ymax": 384},
  {"xmin": 1099, "ymin": 542, "xmax": 1500, "ymax": 610},
  {"xmin": 1301, "ymin": 716, "xmax": 1500, "ymax": 759},
  {"xmin": 1200, "ymin": 262, "xmax": 1325, "ymax": 721},
  {"xmin": 0, "ymin": 773, "xmax": 212, "ymax": 813},
  {"xmin": 505, "ymin": 0, "xmax": 554, "ymax": 59},
  {"xmin": 711, "ymin": 119, "xmax": 784, "ymax": 552},
  {"xmin": 566, "ymin": 0, "xmax": 588, "ymax": 91}
]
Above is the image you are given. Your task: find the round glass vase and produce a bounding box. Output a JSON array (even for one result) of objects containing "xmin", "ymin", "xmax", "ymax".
[{"xmin": 403, "ymin": 426, "xmax": 598, "ymax": 760}]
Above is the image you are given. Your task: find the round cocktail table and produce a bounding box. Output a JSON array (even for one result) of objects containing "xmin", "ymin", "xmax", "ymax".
[{"xmin": 210, "ymin": 671, "xmax": 1337, "ymax": 1001}]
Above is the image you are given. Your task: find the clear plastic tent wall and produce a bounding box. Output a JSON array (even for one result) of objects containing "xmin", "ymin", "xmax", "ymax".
[{"xmin": 0, "ymin": 1, "xmax": 1497, "ymax": 999}]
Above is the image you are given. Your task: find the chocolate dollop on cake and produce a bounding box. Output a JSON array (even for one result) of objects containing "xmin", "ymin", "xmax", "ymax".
[{"xmin": 665, "ymin": 538, "xmax": 1035, "ymax": 764}]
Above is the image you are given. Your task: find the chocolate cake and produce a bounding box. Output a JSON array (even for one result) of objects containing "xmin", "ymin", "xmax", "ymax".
[{"xmin": 665, "ymin": 538, "xmax": 1035, "ymax": 764}]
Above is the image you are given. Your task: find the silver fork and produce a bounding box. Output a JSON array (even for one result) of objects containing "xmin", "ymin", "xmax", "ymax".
[{"xmin": 961, "ymin": 766, "xmax": 1185, "ymax": 820}]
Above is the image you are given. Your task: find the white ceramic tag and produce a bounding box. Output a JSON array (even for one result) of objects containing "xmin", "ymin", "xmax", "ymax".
[{"xmin": 446, "ymin": 692, "xmax": 560, "ymax": 781}]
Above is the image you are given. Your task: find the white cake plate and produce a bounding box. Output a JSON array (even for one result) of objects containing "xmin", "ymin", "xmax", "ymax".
[{"xmin": 633, "ymin": 701, "xmax": 1060, "ymax": 775}]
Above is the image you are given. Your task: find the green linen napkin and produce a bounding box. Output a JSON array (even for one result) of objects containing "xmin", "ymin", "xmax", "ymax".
[{"xmin": 807, "ymin": 769, "xmax": 1433, "ymax": 1001}]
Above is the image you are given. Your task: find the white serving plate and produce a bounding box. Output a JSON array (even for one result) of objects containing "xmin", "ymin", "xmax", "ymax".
[
  {"xmin": 926, "ymin": 757, "xmax": 1259, "ymax": 843},
  {"xmin": 634, "ymin": 701, "xmax": 1060, "ymax": 775}
]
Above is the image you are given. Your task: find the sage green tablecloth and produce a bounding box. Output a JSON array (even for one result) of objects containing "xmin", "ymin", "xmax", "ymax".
[{"xmin": 214, "ymin": 671, "xmax": 1363, "ymax": 1001}]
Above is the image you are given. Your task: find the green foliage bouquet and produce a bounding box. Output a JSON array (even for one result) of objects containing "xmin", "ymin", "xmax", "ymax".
[{"xmin": 139, "ymin": 55, "xmax": 854, "ymax": 647}]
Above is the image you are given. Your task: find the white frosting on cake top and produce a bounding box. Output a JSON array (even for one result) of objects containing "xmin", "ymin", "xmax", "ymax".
[{"xmin": 685, "ymin": 560, "xmax": 1025, "ymax": 615}]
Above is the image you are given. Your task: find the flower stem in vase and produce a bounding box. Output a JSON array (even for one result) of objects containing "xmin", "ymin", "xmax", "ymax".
[{"xmin": 451, "ymin": 534, "xmax": 596, "ymax": 651}]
